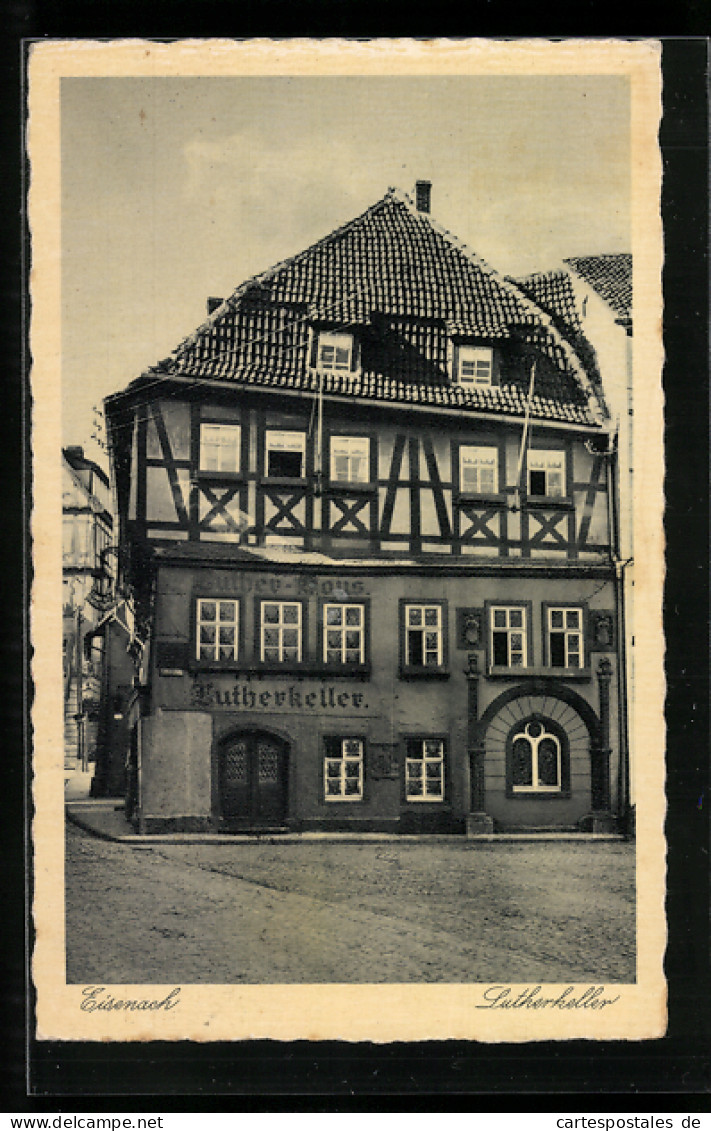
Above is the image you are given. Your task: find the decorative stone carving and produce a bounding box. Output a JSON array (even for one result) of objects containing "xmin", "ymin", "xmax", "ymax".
[
  {"xmin": 597, "ymin": 656, "xmax": 613, "ymax": 682},
  {"xmin": 369, "ymin": 743, "xmax": 399, "ymax": 780},
  {"xmin": 456, "ymin": 607, "xmax": 484, "ymax": 649},
  {"xmin": 590, "ymin": 611, "xmax": 615, "ymax": 650}
]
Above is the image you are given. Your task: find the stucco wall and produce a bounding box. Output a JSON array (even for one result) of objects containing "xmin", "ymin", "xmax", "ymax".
[
  {"xmin": 139, "ymin": 709, "xmax": 213, "ymax": 832},
  {"xmin": 137, "ymin": 562, "xmax": 621, "ymax": 832}
]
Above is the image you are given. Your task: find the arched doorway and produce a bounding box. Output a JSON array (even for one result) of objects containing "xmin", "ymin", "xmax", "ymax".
[
  {"xmin": 217, "ymin": 730, "xmax": 289, "ymax": 830},
  {"xmin": 477, "ymin": 687, "xmax": 601, "ymax": 829}
]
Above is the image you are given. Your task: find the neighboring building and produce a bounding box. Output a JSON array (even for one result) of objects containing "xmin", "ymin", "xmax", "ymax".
[
  {"xmin": 62, "ymin": 446, "xmax": 114, "ymax": 773},
  {"xmin": 514, "ymin": 255, "xmax": 634, "ymax": 821},
  {"xmin": 82, "ymin": 597, "xmax": 137, "ymax": 797},
  {"xmin": 514, "ymin": 253, "xmax": 632, "ymax": 543},
  {"xmin": 62, "ymin": 445, "xmax": 135, "ymax": 795},
  {"xmin": 105, "ymin": 183, "xmax": 630, "ymax": 836}
]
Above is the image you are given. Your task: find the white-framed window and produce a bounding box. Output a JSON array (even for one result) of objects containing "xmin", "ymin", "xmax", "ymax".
[
  {"xmin": 547, "ymin": 607, "xmax": 584, "ymax": 668},
  {"xmin": 94, "ymin": 521, "xmax": 111, "ymax": 566},
  {"xmin": 63, "ymin": 515, "xmax": 91, "ymax": 566},
  {"xmin": 323, "ymin": 603, "xmax": 365, "ymax": 665},
  {"xmin": 403, "ymin": 603, "xmax": 444, "ymax": 668},
  {"xmin": 260, "ymin": 600, "xmax": 302, "ymax": 663},
  {"xmin": 459, "ymin": 444, "xmax": 499, "ymax": 494},
  {"xmin": 324, "ymin": 737, "xmax": 364, "ymax": 801},
  {"xmin": 330, "ymin": 435, "xmax": 370, "ymax": 484},
  {"xmin": 196, "ymin": 598, "xmax": 239, "ymax": 661},
  {"xmin": 527, "ymin": 449, "xmax": 566, "ymax": 497},
  {"xmin": 511, "ymin": 720, "xmax": 562, "ymax": 792},
  {"xmin": 316, "ymin": 331, "xmax": 354, "ymax": 372},
  {"xmin": 456, "ymin": 346, "xmax": 493, "ymax": 387},
  {"xmin": 405, "ymin": 738, "xmax": 445, "ymax": 802},
  {"xmin": 199, "ymin": 422, "xmax": 241, "ymax": 473},
  {"xmin": 491, "ymin": 605, "xmax": 527, "ymax": 667},
  {"xmin": 265, "ymin": 430, "xmax": 306, "ymax": 478}
]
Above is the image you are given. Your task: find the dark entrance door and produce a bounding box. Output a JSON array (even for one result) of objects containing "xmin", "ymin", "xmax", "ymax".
[{"xmin": 218, "ymin": 731, "xmax": 289, "ymax": 830}]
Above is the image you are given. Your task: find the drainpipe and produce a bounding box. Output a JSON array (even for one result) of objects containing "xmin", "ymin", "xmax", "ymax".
[{"xmin": 606, "ymin": 436, "xmax": 631, "ymax": 830}]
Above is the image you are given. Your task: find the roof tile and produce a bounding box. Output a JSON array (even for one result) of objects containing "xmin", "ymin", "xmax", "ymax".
[
  {"xmin": 564, "ymin": 253, "xmax": 632, "ymax": 322},
  {"xmin": 162, "ymin": 189, "xmax": 607, "ymax": 428}
]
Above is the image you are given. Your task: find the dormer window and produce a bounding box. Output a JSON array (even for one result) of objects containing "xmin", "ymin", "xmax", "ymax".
[
  {"xmin": 455, "ymin": 345, "xmax": 493, "ymax": 387},
  {"xmin": 316, "ymin": 331, "xmax": 354, "ymax": 372}
]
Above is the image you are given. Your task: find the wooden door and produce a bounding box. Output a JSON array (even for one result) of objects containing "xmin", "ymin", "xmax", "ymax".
[{"xmin": 218, "ymin": 731, "xmax": 288, "ymax": 830}]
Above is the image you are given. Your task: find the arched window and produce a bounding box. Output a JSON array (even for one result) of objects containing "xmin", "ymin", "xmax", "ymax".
[{"xmin": 506, "ymin": 717, "xmax": 570, "ymax": 796}]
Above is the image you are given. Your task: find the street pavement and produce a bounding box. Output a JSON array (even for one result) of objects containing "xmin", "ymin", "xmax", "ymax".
[{"xmin": 65, "ymin": 817, "xmax": 636, "ymax": 985}]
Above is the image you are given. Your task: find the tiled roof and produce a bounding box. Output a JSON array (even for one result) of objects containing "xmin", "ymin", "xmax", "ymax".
[
  {"xmin": 509, "ymin": 268, "xmax": 608, "ymax": 416},
  {"xmin": 156, "ymin": 188, "xmax": 607, "ymax": 427},
  {"xmin": 510, "ymin": 269, "xmax": 584, "ymax": 340},
  {"xmin": 164, "ymin": 359, "xmax": 594, "ymax": 424},
  {"xmin": 564, "ymin": 253, "xmax": 633, "ymax": 323}
]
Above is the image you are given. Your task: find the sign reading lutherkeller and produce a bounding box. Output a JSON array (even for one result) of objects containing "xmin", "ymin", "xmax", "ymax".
[{"xmin": 191, "ymin": 677, "xmax": 371, "ymax": 712}]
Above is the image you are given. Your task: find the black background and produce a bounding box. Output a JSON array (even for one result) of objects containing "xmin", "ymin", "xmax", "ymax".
[{"xmin": 2, "ymin": 16, "xmax": 709, "ymax": 1109}]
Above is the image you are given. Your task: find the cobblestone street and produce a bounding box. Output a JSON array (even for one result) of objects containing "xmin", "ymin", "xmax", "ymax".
[{"xmin": 65, "ymin": 823, "xmax": 636, "ymax": 985}]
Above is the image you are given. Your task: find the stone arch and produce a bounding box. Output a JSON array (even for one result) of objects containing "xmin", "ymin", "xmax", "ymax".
[
  {"xmin": 213, "ymin": 718, "xmax": 295, "ymax": 750},
  {"xmin": 477, "ymin": 682, "xmax": 601, "ymax": 829},
  {"xmin": 477, "ymin": 681, "xmax": 602, "ymax": 745},
  {"xmin": 213, "ymin": 725, "xmax": 291, "ymax": 830}
]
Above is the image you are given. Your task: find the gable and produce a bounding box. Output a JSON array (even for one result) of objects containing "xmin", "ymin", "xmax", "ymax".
[
  {"xmin": 564, "ymin": 254, "xmax": 632, "ymax": 324},
  {"xmin": 146, "ymin": 189, "xmax": 609, "ymax": 429}
]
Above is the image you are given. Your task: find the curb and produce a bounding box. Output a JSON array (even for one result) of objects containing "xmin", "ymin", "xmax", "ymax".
[
  {"xmin": 66, "ymin": 805, "xmax": 628, "ymax": 847},
  {"xmin": 66, "ymin": 806, "xmax": 140, "ymax": 845}
]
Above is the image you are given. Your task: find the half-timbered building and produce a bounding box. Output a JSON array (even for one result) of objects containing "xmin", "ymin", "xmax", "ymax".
[
  {"xmin": 62, "ymin": 445, "xmax": 113, "ymax": 773},
  {"xmin": 105, "ymin": 183, "xmax": 630, "ymax": 835}
]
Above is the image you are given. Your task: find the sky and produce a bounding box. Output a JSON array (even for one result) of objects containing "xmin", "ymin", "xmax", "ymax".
[{"xmin": 60, "ymin": 74, "xmax": 630, "ymax": 460}]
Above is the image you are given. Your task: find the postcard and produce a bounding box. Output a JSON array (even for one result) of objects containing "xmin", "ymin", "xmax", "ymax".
[{"xmin": 30, "ymin": 37, "xmax": 665, "ymax": 1043}]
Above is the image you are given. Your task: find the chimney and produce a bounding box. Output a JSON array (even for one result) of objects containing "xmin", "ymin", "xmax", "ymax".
[
  {"xmin": 415, "ymin": 180, "xmax": 432, "ymax": 213},
  {"xmin": 207, "ymin": 297, "xmax": 224, "ymax": 315}
]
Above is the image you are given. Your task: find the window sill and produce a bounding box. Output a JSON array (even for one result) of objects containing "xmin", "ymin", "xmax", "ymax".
[
  {"xmin": 324, "ymin": 482, "xmax": 376, "ymax": 495},
  {"xmin": 454, "ymin": 492, "xmax": 507, "ymax": 507},
  {"xmin": 404, "ymin": 799, "xmax": 450, "ymax": 806},
  {"xmin": 488, "ymin": 665, "xmax": 591, "ymax": 680},
  {"xmin": 508, "ymin": 790, "xmax": 572, "ymax": 800},
  {"xmin": 524, "ymin": 496, "xmax": 575, "ymax": 511},
  {"xmin": 189, "ymin": 658, "xmax": 240, "ymax": 673},
  {"xmin": 311, "ymin": 365, "xmax": 362, "ymax": 378},
  {"xmin": 453, "ymin": 379, "xmax": 495, "ymax": 391},
  {"xmin": 190, "ymin": 660, "xmax": 371, "ymax": 679},
  {"xmin": 399, "ymin": 667, "xmax": 451, "ymax": 681},
  {"xmin": 262, "ymin": 476, "xmax": 308, "ymax": 489},
  {"xmin": 194, "ymin": 470, "xmax": 245, "ymax": 483}
]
